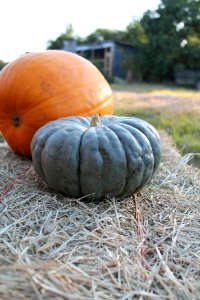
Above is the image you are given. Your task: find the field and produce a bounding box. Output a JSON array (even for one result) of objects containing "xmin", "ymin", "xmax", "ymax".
[
  {"xmin": 112, "ymin": 83, "xmax": 200, "ymax": 166},
  {"xmin": 0, "ymin": 83, "xmax": 200, "ymax": 299}
]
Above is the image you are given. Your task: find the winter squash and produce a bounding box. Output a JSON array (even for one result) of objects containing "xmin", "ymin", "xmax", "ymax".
[
  {"xmin": 0, "ymin": 50, "xmax": 113, "ymax": 157},
  {"xmin": 31, "ymin": 114, "xmax": 161, "ymax": 200}
]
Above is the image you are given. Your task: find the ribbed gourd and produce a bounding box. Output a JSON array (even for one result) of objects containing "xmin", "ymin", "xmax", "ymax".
[{"xmin": 31, "ymin": 114, "xmax": 161, "ymax": 200}]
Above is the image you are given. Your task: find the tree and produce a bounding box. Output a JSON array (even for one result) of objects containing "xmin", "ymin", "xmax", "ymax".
[
  {"xmin": 79, "ymin": 28, "xmax": 126, "ymax": 44},
  {"xmin": 47, "ymin": 24, "xmax": 75, "ymax": 49},
  {"xmin": 140, "ymin": 0, "xmax": 200, "ymax": 81},
  {"xmin": 124, "ymin": 19, "xmax": 148, "ymax": 45},
  {"xmin": 121, "ymin": 19, "xmax": 148, "ymax": 81}
]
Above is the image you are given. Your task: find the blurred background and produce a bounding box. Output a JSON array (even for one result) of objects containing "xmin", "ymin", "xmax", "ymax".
[{"xmin": 1, "ymin": 0, "xmax": 200, "ymax": 87}]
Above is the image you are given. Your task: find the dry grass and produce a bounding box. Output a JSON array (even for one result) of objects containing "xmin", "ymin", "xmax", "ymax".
[
  {"xmin": 113, "ymin": 90, "xmax": 200, "ymax": 113},
  {"xmin": 0, "ymin": 132, "xmax": 200, "ymax": 299},
  {"xmin": 111, "ymin": 83, "xmax": 200, "ymax": 98}
]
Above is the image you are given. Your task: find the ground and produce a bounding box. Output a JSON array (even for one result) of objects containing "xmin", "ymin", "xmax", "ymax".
[
  {"xmin": 0, "ymin": 131, "xmax": 199, "ymax": 299},
  {"xmin": 112, "ymin": 83, "xmax": 200, "ymax": 113}
]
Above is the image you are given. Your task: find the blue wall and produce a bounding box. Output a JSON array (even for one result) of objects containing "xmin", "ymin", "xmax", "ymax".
[{"xmin": 112, "ymin": 43, "xmax": 134, "ymax": 79}]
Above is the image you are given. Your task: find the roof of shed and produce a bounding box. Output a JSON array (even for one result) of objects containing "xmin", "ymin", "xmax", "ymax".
[{"xmin": 76, "ymin": 40, "xmax": 134, "ymax": 51}]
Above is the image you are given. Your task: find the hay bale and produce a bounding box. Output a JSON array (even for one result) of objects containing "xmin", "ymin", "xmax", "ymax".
[{"xmin": 0, "ymin": 132, "xmax": 200, "ymax": 299}]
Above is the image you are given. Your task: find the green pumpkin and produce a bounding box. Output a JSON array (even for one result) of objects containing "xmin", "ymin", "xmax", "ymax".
[{"xmin": 31, "ymin": 115, "xmax": 161, "ymax": 200}]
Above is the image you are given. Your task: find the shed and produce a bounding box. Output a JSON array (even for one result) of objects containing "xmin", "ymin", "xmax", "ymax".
[
  {"xmin": 63, "ymin": 40, "xmax": 135, "ymax": 80},
  {"xmin": 175, "ymin": 69, "xmax": 200, "ymax": 90}
]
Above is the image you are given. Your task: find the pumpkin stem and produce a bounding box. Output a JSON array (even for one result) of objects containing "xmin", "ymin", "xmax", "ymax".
[{"xmin": 90, "ymin": 114, "xmax": 101, "ymax": 127}]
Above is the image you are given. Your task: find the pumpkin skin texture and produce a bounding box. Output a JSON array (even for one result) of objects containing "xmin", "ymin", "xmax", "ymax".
[
  {"xmin": 31, "ymin": 115, "xmax": 161, "ymax": 201},
  {"xmin": 0, "ymin": 50, "xmax": 113, "ymax": 157}
]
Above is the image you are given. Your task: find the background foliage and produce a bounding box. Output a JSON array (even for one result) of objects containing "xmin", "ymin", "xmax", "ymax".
[{"xmin": 46, "ymin": 0, "xmax": 200, "ymax": 83}]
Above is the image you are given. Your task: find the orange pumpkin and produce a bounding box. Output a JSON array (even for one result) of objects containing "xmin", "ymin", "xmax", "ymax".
[{"xmin": 0, "ymin": 50, "xmax": 113, "ymax": 157}]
